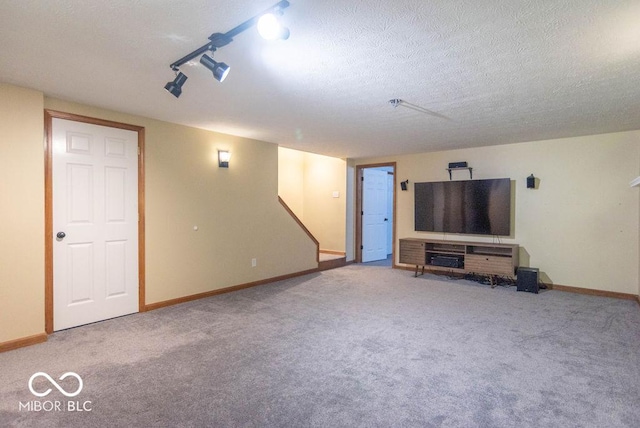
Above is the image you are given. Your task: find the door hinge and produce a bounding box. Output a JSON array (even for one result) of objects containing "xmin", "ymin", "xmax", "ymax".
[
  {"xmin": 137, "ymin": 146, "xmax": 141, "ymax": 155},
  {"xmin": 361, "ymin": 176, "xmax": 364, "ymax": 181},
  {"xmin": 360, "ymin": 245, "xmax": 363, "ymax": 250},
  {"xmin": 361, "ymin": 211, "xmax": 364, "ymax": 216}
]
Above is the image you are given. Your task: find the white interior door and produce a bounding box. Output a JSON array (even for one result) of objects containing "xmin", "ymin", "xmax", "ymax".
[
  {"xmin": 52, "ymin": 118, "xmax": 139, "ymax": 331},
  {"xmin": 386, "ymin": 173, "xmax": 394, "ymax": 255},
  {"xmin": 362, "ymin": 169, "xmax": 388, "ymax": 262}
]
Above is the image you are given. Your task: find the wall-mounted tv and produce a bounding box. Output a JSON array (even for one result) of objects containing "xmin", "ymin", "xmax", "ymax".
[{"xmin": 415, "ymin": 178, "xmax": 511, "ymax": 236}]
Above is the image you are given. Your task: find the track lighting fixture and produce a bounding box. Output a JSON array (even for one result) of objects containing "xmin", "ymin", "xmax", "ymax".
[
  {"xmin": 164, "ymin": 72, "xmax": 188, "ymax": 98},
  {"xmin": 388, "ymin": 98, "xmax": 450, "ymax": 120},
  {"xmin": 164, "ymin": 0, "xmax": 290, "ymax": 98},
  {"xmin": 257, "ymin": 13, "xmax": 290, "ymax": 40},
  {"xmin": 200, "ymin": 55, "xmax": 230, "ymax": 82}
]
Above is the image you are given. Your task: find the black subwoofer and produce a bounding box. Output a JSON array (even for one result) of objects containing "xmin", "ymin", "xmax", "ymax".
[{"xmin": 517, "ymin": 267, "xmax": 539, "ymax": 294}]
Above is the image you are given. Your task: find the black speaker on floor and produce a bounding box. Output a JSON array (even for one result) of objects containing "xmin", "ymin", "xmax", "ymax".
[{"xmin": 517, "ymin": 267, "xmax": 539, "ymax": 293}]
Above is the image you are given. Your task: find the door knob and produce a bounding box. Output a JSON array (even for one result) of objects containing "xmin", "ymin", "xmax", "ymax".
[
  {"xmin": 384, "ymin": 218, "xmax": 388, "ymax": 221},
  {"xmin": 56, "ymin": 232, "xmax": 66, "ymax": 239}
]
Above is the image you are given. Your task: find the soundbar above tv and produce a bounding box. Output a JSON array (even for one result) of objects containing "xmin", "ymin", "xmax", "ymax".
[{"xmin": 414, "ymin": 178, "xmax": 511, "ymax": 236}]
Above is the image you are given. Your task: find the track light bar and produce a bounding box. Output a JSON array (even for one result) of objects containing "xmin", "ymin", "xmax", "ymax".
[
  {"xmin": 164, "ymin": 0, "xmax": 290, "ymax": 98},
  {"xmin": 388, "ymin": 98, "xmax": 451, "ymax": 120}
]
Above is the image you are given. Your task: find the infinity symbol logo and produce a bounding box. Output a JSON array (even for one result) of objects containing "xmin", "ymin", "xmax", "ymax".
[{"xmin": 28, "ymin": 372, "xmax": 83, "ymax": 398}]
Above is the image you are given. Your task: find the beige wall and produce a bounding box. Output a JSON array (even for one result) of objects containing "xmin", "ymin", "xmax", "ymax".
[
  {"xmin": 44, "ymin": 98, "xmax": 318, "ymax": 305},
  {"xmin": 303, "ymin": 153, "xmax": 347, "ymax": 253},
  {"xmin": 278, "ymin": 147, "xmax": 305, "ymax": 217},
  {"xmin": 0, "ymin": 84, "xmax": 45, "ymax": 343},
  {"xmin": 278, "ymin": 148, "xmax": 346, "ymax": 253},
  {"xmin": 345, "ymin": 160, "xmax": 356, "ymax": 261},
  {"xmin": 0, "ymin": 83, "xmax": 318, "ymax": 345},
  {"xmin": 356, "ymin": 132, "xmax": 640, "ymax": 294}
]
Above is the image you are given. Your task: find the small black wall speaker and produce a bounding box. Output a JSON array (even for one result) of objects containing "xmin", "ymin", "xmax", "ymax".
[
  {"xmin": 517, "ymin": 267, "xmax": 539, "ymax": 293},
  {"xmin": 526, "ymin": 174, "xmax": 535, "ymax": 189}
]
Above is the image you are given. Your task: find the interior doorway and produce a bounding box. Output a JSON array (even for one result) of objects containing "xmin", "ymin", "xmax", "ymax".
[
  {"xmin": 44, "ymin": 110, "xmax": 146, "ymax": 333},
  {"xmin": 356, "ymin": 163, "xmax": 396, "ymax": 265}
]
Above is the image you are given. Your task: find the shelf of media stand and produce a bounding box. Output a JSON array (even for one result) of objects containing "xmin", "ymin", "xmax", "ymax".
[
  {"xmin": 425, "ymin": 250, "xmax": 463, "ymax": 256},
  {"xmin": 399, "ymin": 238, "xmax": 519, "ymax": 282}
]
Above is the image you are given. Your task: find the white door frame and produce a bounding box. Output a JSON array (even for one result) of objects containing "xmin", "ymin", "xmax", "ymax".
[
  {"xmin": 355, "ymin": 162, "xmax": 396, "ymax": 264},
  {"xmin": 44, "ymin": 110, "xmax": 146, "ymax": 334},
  {"xmin": 386, "ymin": 172, "xmax": 394, "ymax": 255}
]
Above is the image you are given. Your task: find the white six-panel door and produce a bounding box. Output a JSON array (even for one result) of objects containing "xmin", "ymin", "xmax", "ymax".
[
  {"xmin": 52, "ymin": 118, "xmax": 139, "ymax": 331},
  {"xmin": 362, "ymin": 168, "xmax": 388, "ymax": 263}
]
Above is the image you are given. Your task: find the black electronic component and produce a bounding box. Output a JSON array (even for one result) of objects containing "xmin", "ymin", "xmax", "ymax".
[
  {"xmin": 414, "ymin": 178, "xmax": 511, "ymax": 236},
  {"xmin": 430, "ymin": 255, "xmax": 463, "ymax": 268},
  {"xmin": 527, "ymin": 174, "xmax": 535, "ymax": 189},
  {"xmin": 448, "ymin": 162, "xmax": 468, "ymax": 168},
  {"xmin": 517, "ymin": 267, "xmax": 539, "ymax": 293}
]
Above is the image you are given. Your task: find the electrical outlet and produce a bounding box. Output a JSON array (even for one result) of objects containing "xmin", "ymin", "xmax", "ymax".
[{"xmin": 251, "ymin": 258, "xmax": 257, "ymax": 267}]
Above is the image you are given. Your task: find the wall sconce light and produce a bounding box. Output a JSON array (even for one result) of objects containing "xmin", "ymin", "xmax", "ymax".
[
  {"xmin": 527, "ymin": 174, "xmax": 536, "ymax": 189},
  {"xmin": 164, "ymin": 1, "xmax": 290, "ymax": 98},
  {"xmin": 218, "ymin": 150, "xmax": 231, "ymax": 168},
  {"xmin": 401, "ymin": 180, "xmax": 409, "ymax": 191}
]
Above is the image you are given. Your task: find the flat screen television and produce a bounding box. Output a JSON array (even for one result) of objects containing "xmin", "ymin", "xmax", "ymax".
[{"xmin": 414, "ymin": 178, "xmax": 511, "ymax": 236}]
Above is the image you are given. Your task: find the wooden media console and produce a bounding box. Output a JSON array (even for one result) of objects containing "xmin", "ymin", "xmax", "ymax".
[{"xmin": 399, "ymin": 238, "xmax": 519, "ymax": 285}]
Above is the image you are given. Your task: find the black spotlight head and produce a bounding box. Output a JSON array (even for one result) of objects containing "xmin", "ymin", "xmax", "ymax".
[
  {"xmin": 164, "ymin": 72, "xmax": 187, "ymax": 98},
  {"xmin": 200, "ymin": 54, "xmax": 230, "ymax": 83}
]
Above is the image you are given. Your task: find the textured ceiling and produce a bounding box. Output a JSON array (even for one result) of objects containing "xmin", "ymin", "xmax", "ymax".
[{"xmin": 1, "ymin": 0, "xmax": 639, "ymax": 159}]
